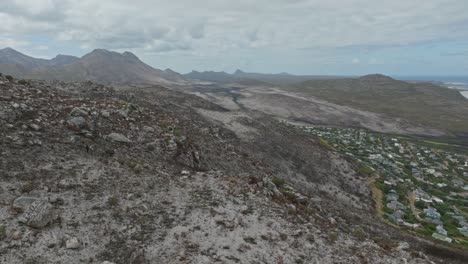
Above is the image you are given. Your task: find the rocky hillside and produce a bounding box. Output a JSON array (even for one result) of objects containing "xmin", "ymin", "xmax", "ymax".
[
  {"xmin": 1, "ymin": 74, "xmax": 467, "ymax": 263},
  {"xmin": 0, "ymin": 48, "xmax": 186, "ymax": 85}
]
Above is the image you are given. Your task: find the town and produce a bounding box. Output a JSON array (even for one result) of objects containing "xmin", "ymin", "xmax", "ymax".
[{"xmin": 303, "ymin": 126, "xmax": 468, "ymax": 247}]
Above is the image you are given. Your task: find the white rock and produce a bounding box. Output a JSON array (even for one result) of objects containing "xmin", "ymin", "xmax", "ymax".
[
  {"xmin": 106, "ymin": 133, "xmax": 132, "ymax": 143},
  {"xmin": 65, "ymin": 237, "xmax": 80, "ymax": 249},
  {"xmin": 101, "ymin": 110, "xmax": 111, "ymax": 118},
  {"xmin": 29, "ymin": 124, "xmax": 41, "ymax": 131}
]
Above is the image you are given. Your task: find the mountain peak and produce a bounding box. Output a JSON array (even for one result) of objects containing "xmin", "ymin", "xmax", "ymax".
[
  {"xmin": 359, "ymin": 74, "xmax": 394, "ymax": 82},
  {"xmin": 234, "ymin": 69, "xmax": 245, "ymax": 75},
  {"xmin": 0, "ymin": 47, "xmax": 21, "ymax": 55}
]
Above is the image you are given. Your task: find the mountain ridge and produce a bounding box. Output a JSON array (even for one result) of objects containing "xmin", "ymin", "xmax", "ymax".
[{"xmin": 0, "ymin": 47, "xmax": 187, "ymax": 85}]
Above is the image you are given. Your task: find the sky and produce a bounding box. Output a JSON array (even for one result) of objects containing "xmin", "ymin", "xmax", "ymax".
[{"xmin": 1, "ymin": 0, "xmax": 468, "ymax": 76}]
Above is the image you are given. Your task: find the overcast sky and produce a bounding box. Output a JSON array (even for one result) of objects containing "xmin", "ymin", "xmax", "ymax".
[{"xmin": 1, "ymin": 0, "xmax": 468, "ymax": 75}]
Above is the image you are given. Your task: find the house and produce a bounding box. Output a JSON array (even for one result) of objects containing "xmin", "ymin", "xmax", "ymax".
[
  {"xmin": 388, "ymin": 210, "xmax": 405, "ymax": 225},
  {"xmin": 424, "ymin": 208, "xmax": 441, "ymax": 219},
  {"xmin": 386, "ymin": 192, "xmax": 399, "ymax": 202},
  {"xmin": 458, "ymin": 227, "xmax": 468, "ymax": 237},
  {"xmin": 432, "ymin": 196, "xmax": 444, "ymax": 203},
  {"xmin": 432, "ymin": 233, "xmax": 452, "ymax": 243},
  {"xmin": 436, "ymin": 225, "xmax": 448, "ymax": 236},
  {"xmin": 387, "ymin": 201, "xmax": 406, "ymax": 211},
  {"xmin": 403, "ymin": 222, "xmax": 420, "ymax": 229}
]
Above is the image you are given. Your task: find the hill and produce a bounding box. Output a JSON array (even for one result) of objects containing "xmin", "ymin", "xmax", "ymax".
[
  {"xmin": 0, "ymin": 47, "xmax": 186, "ymax": 85},
  {"xmin": 287, "ymin": 74, "xmax": 468, "ymax": 135},
  {"xmin": 1, "ymin": 75, "xmax": 467, "ymax": 263}
]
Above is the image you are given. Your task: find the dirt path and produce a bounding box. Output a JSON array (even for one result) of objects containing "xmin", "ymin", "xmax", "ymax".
[
  {"xmin": 407, "ymin": 191, "xmax": 423, "ymax": 221},
  {"xmin": 368, "ymin": 177, "xmax": 384, "ymax": 217}
]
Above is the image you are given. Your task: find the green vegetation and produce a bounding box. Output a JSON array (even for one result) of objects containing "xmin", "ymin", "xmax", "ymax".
[
  {"xmin": 107, "ymin": 195, "xmax": 119, "ymax": 207},
  {"xmin": 318, "ymin": 137, "xmax": 336, "ymax": 151},
  {"xmin": 0, "ymin": 225, "xmax": 5, "ymax": 240},
  {"xmin": 271, "ymin": 177, "xmax": 286, "ymax": 188},
  {"xmin": 358, "ymin": 164, "xmax": 374, "ymax": 177},
  {"xmin": 18, "ymin": 79, "xmax": 30, "ymax": 86},
  {"xmin": 287, "ymin": 76, "xmax": 468, "ymax": 133}
]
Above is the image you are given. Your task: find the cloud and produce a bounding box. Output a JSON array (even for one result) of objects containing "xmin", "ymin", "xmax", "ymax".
[
  {"xmin": 352, "ymin": 58, "xmax": 360, "ymax": 64},
  {"xmin": 0, "ymin": 0, "xmax": 468, "ymax": 74},
  {"xmin": 0, "ymin": 0, "xmax": 467, "ymax": 53},
  {"xmin": 0, "ymin": 37, "xmax": 29, "ymax": 49}
]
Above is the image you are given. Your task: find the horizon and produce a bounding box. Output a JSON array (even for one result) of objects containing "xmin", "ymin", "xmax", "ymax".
[
  {"xmin": 2, "ymin": 46, "xmax": 468, "ymax": 80},
  {"xmin": 1, "ymin": 1, "xmax": 468, "ymax": 76}
]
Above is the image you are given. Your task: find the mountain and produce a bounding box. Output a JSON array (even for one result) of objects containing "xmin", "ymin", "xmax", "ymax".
[
  {"xmin": 49, "ymin": 54, "xmax": 79, "ymax": 66},
  {"xmin": 185, "ymin": 69, "xmax": 347, "ymax": 85},
  {"xmin": 0, "ymin": 47, "xmax": 49, "ymax": 69},
  {"xmin": 288, "ymin": 74, "xmax": 468, "ymax": 135},
  {"xmin": 0, "ymin": 47, "xmax": 186, "ymax": 85}
]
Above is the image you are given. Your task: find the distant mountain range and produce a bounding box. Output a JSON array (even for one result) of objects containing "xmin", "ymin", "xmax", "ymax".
[
  {"xmin": 0, "ymin": 47, "xmax": 186, "ymax": 85},
  {"xmin": 185, "ymin": 69, "xmax": 348, "ymax": 85}
]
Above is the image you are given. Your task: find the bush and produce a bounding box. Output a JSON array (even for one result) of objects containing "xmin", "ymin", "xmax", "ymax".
[
  {"xmin": 0, "ymin": 225, "xmax": 5, "ymax": 240},
  {"xmin": 107, "ymin": 195, "xmax": 119, "ymax": 207},
  {"xmin": 319, "ymin": 137, "xmax": 336, "ymax": 151},
  {"xmin": 18, "ymin": 79, "xmax": 30, "ymax": 86},
  {"xmin": 271, "ymin": 177, "xmax": 285, "ymax": 188},
  {"xmin": 358, "ymin": 164, "xmax": 374, "ymax": 176},
  {"xmin": 5, "ymin": 75, "xmax": 13, "ymax": 82},
  {"xmin": 328, "ymin": 232, "xmax": 338, "ymax": 243},
  {"xmin": 20, "ymin": 181, "xmax": 34, "ymax": 193}
]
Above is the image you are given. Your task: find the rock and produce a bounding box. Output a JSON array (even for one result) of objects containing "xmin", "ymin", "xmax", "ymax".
[
  {"xmin": 18, "ymin": 200, "xmax": 55, "ymax": 228},
  {"xmin": 101, "ymin": 110, "xmax": 111, "ymax": 118},
  {"xmin": 106, "ymin": 133, "xmax": 132, "ymax": 143},
  {"xmin": 67, "ymin": 116, "xmax": 87, "ymax": 130},
  {"xmin": 118, "ymin": 109, "xmax": 129, "ymax": 118},
  {"xmin": 181, "ymin": 170, "xmax": 190, "ymax": 176},
  {"xmin": 29, "ymin": 124, "xmax": 41, "ymax": 131},
  {"xmin": 65, "ymin": 237, "xmax": 80, "ymax": 249},
  {"xmin": 101, "ymin": 262, "xmax": 116, "ymax": 264},
  {"xmin": 397, "ymin": 242, "xmax": 410, "ymax": 250},
  {"xmin": 143, "ymin": 126, "xmax": 155, "ymax": 133},
  {"xmin": 70, "ymin": 107, "xmax": 88, "ymax": 117},
  {"xmin": 329, "ymin": 217, "xmax": 337, "ymax": 226},
  {"xmin": 12, "ymin": 196, "xmax": 39, "ymax": 211}
]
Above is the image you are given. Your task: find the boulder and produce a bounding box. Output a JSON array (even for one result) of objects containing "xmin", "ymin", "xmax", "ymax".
[
  {"xmin": 67, "ymin": 117, "xmax": 87, "ymax": 130},
  {"xmin": 70, "ymin": 107, "xmax": 88, "ymax": 117},
  {"xmin": 12, "ymin": 197, "xmax": 39, "ymax": 211},
  {"xmin": 106, "ymin": 133, "xmax": 132, "ymax": 143},
  {"xmin": 18, "ymin": 199, "xmax": 55, "ymax": 228}
]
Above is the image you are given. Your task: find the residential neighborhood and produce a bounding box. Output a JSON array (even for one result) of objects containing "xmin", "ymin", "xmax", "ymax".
[{"xmin": 303, "ymin": 126, "xmax": 468, "ymax": 247}]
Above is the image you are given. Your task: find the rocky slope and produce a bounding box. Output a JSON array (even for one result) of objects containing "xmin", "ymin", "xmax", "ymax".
[{"xmin": 1, "ymin": 74, "xmax": 467, "ymax": 263}]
